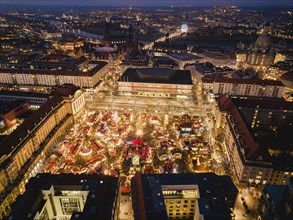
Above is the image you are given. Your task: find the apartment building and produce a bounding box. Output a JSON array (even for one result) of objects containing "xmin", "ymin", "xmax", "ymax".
[
  {"xmin": 0, "ymin": 61, "xmax": 108, "ymax": 88},
  {"xmin": 213, "ymin": 95, "xmax": 293, "ymax": 186},
  {"xmin": 0, "ymin": 88, "xmax": 85, "ymax": 218}
]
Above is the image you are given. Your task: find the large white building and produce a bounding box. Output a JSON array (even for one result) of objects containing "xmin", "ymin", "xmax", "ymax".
[
  {"xmin": 0, "ymin": 86, "xmax": 85, "ymax": 218},
  {"xmin": 0, "ymin": 61, "xmax": 108, "ymax": 88},
  {"xmin": 118, "ymin": 68, "xmax": 193, "ymax": 98},
  {"xmin": 202, "ymin": 77, "xmax": 285, "ymax": 98}
]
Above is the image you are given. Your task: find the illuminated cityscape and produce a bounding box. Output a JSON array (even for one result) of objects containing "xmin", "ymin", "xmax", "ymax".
[{"xmin": 0, "ymin": 1, "xmax": 293, "ymax": 220}]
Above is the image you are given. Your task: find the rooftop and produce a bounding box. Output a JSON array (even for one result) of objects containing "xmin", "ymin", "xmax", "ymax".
[
  {"xmin": 6, "ymin": 173, "xmax": 118, "ymax": 220},
  {"xmin": 0, "ymin": 96, "xmax": 64, "ymax": 161},
  {"xmin": 233, "ymin": 97, "xmax": 293, "ymax": 111},
  {"xmin": 0, "ymin": 90, "xmax": 50, "ymax": 99},
  {"xmin": 132, "ymin": 173, "xmax": 237, "ymax": 220},
  {"xmin": 0, "ymin": 100, "xmax": 29, "ymax": 115},
  {"xmin": 119, "ymin": 68, "xmax": 192, "ymax": 85},
  {"xmin": 263, "ymin": 184, "xmax": 288, "ymax": 205},
  {"xmin": 0, "ymin": 61, "xmax": 107, "ymax": 77},
  {"xmin": 217, "ymin": 95, "xmax": 271, "ymax": 162},
  {"xmin": 51, "ymin": 84, "xmax": 81, "ymax": 97},
  {"xmin": 169, "ymin": 52, "xmax": 203, "ymax": 61},
  {"xmin": 217, "ymin": 95, "xmax": 293, "ymax": 169}
]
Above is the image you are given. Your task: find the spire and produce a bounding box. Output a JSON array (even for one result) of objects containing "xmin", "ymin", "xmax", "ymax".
[
  {"xmin": 165, "ymin": 32, "xmax": 170, "ymax": 44},
  {"xmin": 103, "ymin": 20, "xmax": 110, "ymax": 44},
  {"xmin": 128, "ymin": 22, "xmax": 134, "ymax": 44}
]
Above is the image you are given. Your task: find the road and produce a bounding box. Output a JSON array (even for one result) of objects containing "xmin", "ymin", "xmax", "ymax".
[{"xmin": 143, "ymin": 30, "xmax": 182, "ymax": 50}]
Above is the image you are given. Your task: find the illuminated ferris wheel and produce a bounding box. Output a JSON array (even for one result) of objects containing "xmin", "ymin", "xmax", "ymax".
[{"xmin": 181, "ymin": 24, "xmax": 189, "ymax": 33}]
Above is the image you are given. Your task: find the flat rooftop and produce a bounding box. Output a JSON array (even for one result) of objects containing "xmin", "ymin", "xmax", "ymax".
[
  {"xmin": 6, "ymin": 173, "xmax": 118, "ymax": 220},
  {"xmin": 0, "ymin": 61, "xmax": 107, "ymax": 77},
  {"xmin": 119, "ymin": 68, "xmax": 193, "ymax": 85},
  {"xmin": 132, "ymin": 173, "xmax": 237, "ymax": 220},
  {"xmin": 169, "ymin": 52, "xmax": 203, "ymax": 61}
]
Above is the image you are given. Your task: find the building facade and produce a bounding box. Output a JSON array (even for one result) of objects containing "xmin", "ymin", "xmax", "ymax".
[
  {"xmin": 0, "ymin": 61, "xmax": 108, "ymax": 88},
  {"xmin": 202, "ymin": 77, "xmax": 285, "ymax": 98},
  {"xmin": 213, "ymin": 95, "xmax": 293, "ymax": 187},
  {"xmin": 0, "ymin": 90, "xmax": 49, "ymax": 108},
  {"xmin": 0, "ymin": 91, "xmax": 86, "ymax": 218},
  {"xmin": 118, "ymin": 68, "xmax": 193, "ymax": 98},
  {"xmin": 235, "ymin": 28, "xmax": 276, "ymax": 69}
]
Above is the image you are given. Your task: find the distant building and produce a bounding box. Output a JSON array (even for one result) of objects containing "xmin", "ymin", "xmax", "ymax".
[
  {"xmin": 118, "ymin": 68, "xmax": 193, "ymax": 98},
  {"xmin": 102, "ymin": 20, "xmax": 128, "ymax": 47},
  {"xmin": 121, "ymin": 50, "xmax": 150, "ymax": 68},
  {"xmin": 153, "ymin": 56, "xmax": 178, "ymax": 69},
  {"xmin": 5, "ymin": 173, "xmax": 118, "ymax": 220},
  {"xmin": 58, "ymin": 34, "xmax": 84, "ymax": 56},
  {"xmin": 213, "ymin": 95, "xmax": 293, "ymax": 186},
  {"xmin": 168, "ymin": 52, "xmax": 203, "ymax": 70},
  {"xmin": 192, "ymin": 46, "xmax": 236, "ymax": 67},
  {"xmin": 131, "ymin": 173, "xmax": 238, "ymax": 220},
  {"xmin": 236, "ymin": 27, "xmax": 278, "ymax": 69},
  {"xmin": 153, "ymin": 42, "xmax": 188, "ymax": 57},
  {"xmin": 202, "ymin": 50, "xmax": 236, "ymax": 67}
]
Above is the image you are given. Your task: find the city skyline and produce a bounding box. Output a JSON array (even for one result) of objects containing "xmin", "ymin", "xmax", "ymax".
[
  {"xmin": 0, "ymin": 3, "xmax": 292, "ymax": 220},
  {"xmin": 1, "ymin": 0, "xmax": 293, "ymax": 7}
]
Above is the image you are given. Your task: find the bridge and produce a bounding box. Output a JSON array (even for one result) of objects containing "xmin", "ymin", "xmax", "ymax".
[{"xmin": 143, "ymin": 30, "xmax": 183, "ymax": 50}]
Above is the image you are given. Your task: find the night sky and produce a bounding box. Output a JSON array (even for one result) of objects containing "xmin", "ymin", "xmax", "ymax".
[{"xmin": 1, "ymin": 0, "xmax": 293, "ymax": 7}]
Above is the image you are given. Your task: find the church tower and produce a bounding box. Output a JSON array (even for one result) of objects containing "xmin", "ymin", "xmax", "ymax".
[{"xmin": 103, "ymin": 20, "xmax": 110, "ymax": 46}]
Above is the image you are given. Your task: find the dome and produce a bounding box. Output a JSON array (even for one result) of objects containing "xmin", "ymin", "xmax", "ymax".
[{"xmin": 255, "ymin": 34, "xmax": 272, "ymax": 49}]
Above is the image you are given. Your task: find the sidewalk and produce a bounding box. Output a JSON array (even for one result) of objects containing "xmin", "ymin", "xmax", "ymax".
[
  {"xmin": 234, "ymin": 188, "xmax": 261, "ymax": 220},
  {"xmin": 118, "ymin": 195, "xmax": 134, "ymax": 220}
]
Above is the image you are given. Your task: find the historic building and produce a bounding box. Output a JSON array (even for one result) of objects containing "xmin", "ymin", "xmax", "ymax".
[
  {"xmin": 0, "ymin": 61, "xmax": 108, "ymax": 88},
  {"xmin": 202, "ymin": 77, "xmax": 285, "ymax": 98},
  {"xmin": 236, "ymin": 26, "xmax": 278, "ymax": 69},
  {"xmin": 213, "ymin": 95, "xmax": 293, "ymax": 187},
  {"xmin": 118, "ymin": 68, "xmax": 193, "ymax": 98},
  {"xmin": 0, "ymin": 87, "xmax": 85, "ymax": 218}
]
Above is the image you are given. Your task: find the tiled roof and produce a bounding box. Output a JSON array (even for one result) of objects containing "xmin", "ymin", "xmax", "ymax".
[{"xmin": 217, "ymin": 95, "xmax": 271, "ymax": 162}]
